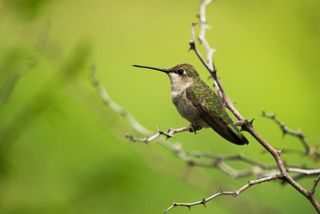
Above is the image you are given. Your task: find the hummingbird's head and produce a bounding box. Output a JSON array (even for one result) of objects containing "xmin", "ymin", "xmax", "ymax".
[
  {"xmin": 168, "ymin": 63, "xmax": 199, "ymax": 78},
  {"xmin": 132, "ymin": 63, "xmax": 200, "ymax": 91}
]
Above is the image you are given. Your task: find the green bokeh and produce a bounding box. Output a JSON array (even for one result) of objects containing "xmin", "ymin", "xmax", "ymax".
[{"xmin": 0, "ymin": 0, "xmax": 319, "ymax": 213}]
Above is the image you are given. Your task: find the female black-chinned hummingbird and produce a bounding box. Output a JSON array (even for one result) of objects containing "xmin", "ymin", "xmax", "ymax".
[{"xmin": 132, "ymin": 63, "xmax": 248, "ymax": 145}]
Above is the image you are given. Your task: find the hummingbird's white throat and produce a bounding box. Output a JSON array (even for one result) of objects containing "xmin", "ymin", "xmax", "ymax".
[{"xmin": 168, "ymin": 72, "xmax": 194, "ymax": 98}]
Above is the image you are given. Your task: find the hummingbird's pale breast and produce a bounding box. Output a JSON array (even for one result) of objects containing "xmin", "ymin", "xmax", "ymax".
[
  {"xmin": 168, "ymin": 72, "xmax": 208, "ymax": 127},
  {"xmin": 171, "ymin": 87, "xmax": 209, "ymax": 128}
]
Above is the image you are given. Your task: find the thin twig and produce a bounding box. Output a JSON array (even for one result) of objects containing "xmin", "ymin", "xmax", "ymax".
[
  {"xmin": 309, "ymin": 176, "xmax": 320, "ymax": 196},
  {"xmin": 126, "ymin": 126, "xmax": 190, "ymax": 143},
  {"xmin": 90, "ymin": 65, "xmax": 151, "ymax": 136},
  {"xmin": 262, "ymin": 111, "xmax": 319, "ymax": 159},
  {"xmin": 198, "ymin": 0, "xmax": 215, "ymax": 71},
  {"xmin": 288, "ymin": 168, "xmax": 320, "ymax": 176},
  {"xmin": 190, "ymin": 23, "xmax": 240, "ymax": 118},
  {"xmin": 163, "ymin": 174, "xmax": 280, "ymax": 213},
  {"xmin": 188, "ymin": 152, "xmax": 273, "ymax": 170}
]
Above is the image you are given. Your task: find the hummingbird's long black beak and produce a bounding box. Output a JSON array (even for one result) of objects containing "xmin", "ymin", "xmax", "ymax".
[{"xmin": 132, "ymin": 65, "xmax": 169, "ymax": 73}]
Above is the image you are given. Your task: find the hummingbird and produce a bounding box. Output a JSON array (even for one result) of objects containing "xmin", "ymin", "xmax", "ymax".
[{"xmin": 132, "ymin": 63, "xmax": 248, "ymax": 145}]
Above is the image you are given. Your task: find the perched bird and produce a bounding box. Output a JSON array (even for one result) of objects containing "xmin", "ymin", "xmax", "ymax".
[{"xmin": 132, "ymin": 63, "xmax": 248, "ymax": 145}]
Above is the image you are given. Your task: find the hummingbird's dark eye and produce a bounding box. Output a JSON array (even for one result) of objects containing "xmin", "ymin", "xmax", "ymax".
[{"xmin": 177, "ymin": 69, "xmax": 184, "ymax": 75}]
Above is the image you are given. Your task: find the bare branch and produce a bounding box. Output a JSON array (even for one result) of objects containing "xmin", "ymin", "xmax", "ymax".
[
  {"xmin": 188, "ymin": 152, "xmax": 274, "ymax": 170},
  {"xmin": 262, "ymin": 112, "xmax": 305, "ymax": 139},
  {"xmin": 190, "ymin": 23, "xmax": 223, "ymax": 100},
  {"xmin": 126, "ymin": 126, "xmax": 190, "ymax": 143},
  {"xmin": 90, "ymin": 65, "xmax": 151, "ymax": 136},
  {"xmin": 163, "ymin": 174, "xmax": 280, "ymax": 213},
  {"xmin": 189, "ymin": 15, "xmax": 241, "ymax": 119},
  {"xmin": 288, "ymin": 168, "xmax": 320, "ymax": 176},
  {"xmin": 262, "ymin": 111, "xmax": 320, "ymax": 160},
  {"xmin": 198, "ymin": 0, "xmax": 215, "ymax": 71}
]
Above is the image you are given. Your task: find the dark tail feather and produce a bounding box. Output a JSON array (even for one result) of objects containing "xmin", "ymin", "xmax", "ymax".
[
  {"xmin": 223, "ymin": 125, "xmax": 249, "ymax": 146},
  {"xmin": 236, "ymin": 133, "xmax": 249, "ymax": 145},
  {"xmin": 221, "ymin": 126, "xmax": 249, "ymax": 145},
  {"xmin": 210, "ymin": 125, "xmax": 249, "ymax": 145}
]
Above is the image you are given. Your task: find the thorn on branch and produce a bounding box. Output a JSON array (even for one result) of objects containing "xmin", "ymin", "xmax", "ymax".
[
  {"xmin": 201, "ymin": 198, "xmax": 207, "ymax": 207},
  {"xmin": 233, "ymin": 192, "xmax": 239, "ymax": 197},
  {"xmin": 240, "ymin": 119, "xmax": 254, "ymax": 132},
  {"xmin": 162, "ymin": 174, "xmax": 280, "ymax": 213},
  {"xmin": 309, "ymin": 175, "xmax": 320, "ymax": 196},
  {"xmin": 187, "ymin": 159, "xmax": 195, "ymax": 166},
  {"xmin": 276, "ymin": 149, "xmax": 282, "ymax": 156},
  {"xmin": 188, "ymin": 40, "xmax": 195, "ymax": 52},
  {"xmin": 249, "ymin": 119, "xmax": 255, "ymax": 126}
]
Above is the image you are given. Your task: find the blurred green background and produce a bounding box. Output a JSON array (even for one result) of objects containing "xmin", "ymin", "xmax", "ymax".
[{"xmin": 0, "ymin": 0, "xmax": 320, "ymax": 213}]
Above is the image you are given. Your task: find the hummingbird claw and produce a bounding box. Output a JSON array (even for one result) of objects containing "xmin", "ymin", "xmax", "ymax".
[{"xmin": 189, "ymin": 124, "xmax": 202, "ymax": 133}]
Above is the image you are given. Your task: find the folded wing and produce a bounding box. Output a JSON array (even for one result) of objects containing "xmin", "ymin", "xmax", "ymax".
[{"xmin": 186, "ymin": 81, "xmax": 248, "ymax": 145}]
